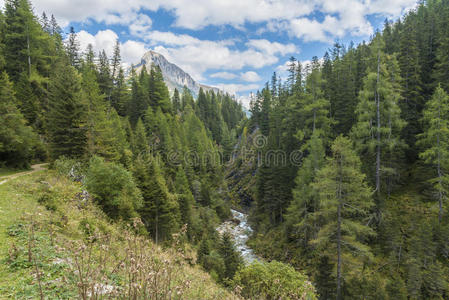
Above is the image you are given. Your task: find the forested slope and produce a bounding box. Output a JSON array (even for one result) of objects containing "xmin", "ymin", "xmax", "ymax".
[
  {"xmin": 244, "ymin": 1, "xmax": 449, "ymax": 299},
  {"xmin": 0, "ymin": 1, "xmax": 318, "ymax": 299}
]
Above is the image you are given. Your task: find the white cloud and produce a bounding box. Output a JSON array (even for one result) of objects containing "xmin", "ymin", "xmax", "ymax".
[
  {"xmin": 129, "ymin": 14, "xmax": 152, "ymax": 37},
  {"xmin": 121, "ymin": 40, "xmax": 149, "ymax": 67},
  {"xmin": 210, "ymin": 72, "xmax": 238, "ymax": 80},
  {"xmin": 240, "ymin": 71, "xmax": 261, "ymax": 82},
  {"xmin": 150, "ymin": 33, "xmax": 297, "ymax": 81},
  {"xmin": 216, "ymin": 83, "xmax": 260, "ymax": 95},
  {"xmin": 23, "ymin": 0, "xmax": 417, "ymax": 42},
  {"xmin": 246, "ymin": 39, "xmax": 298, "ymax": 56},
  {"xmin": 76, "ymin": 29, "xmax": 148, "ymax": 68}
]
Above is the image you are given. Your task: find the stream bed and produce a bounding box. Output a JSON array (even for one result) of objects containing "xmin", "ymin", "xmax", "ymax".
[{"xmin": 216, "ymin": 209, "xmax": 259, "ymax": 265}]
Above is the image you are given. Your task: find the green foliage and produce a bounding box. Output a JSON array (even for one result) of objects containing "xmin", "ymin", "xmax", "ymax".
[
  {"xmin": 350, "ymin": 46, "xmax": 406, "ymax": 204},
  {"xmin": 85, "ymin": 156, "xmax": 142, "ymax": 220},
  {"xmin": 218, "ymin": 232, "xmax": 243, "ymax": 282},
  {"xmin": 0, "ymin": 72, "xmax": 37, "ymax": 167},
  {"xmin": 232, "ymin": 261, "xmax": 317, "ymax": 299},
  {"xmin": 133, "ymin": 156, "xmax": 180, "ymax": 242},
  {"xmin": 311, "ymin": 136, "xmax": 374, "ymax": 299},
  {"xmin": 417, "ymin": 85, "xmax": 449, "ymax": 222},
  {"xmin": 47, "ymin": 62, "xmax": 87, "ymax": 160}
]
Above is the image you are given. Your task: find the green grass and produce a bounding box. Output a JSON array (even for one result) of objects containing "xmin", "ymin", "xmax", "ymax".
[
  {"xmin": 0, "ymin": 170, "xmax": 233, "ymax": 299},
  {"xmin": 0, "ymin": 167, "xmax": 28, "ymax": 178}
]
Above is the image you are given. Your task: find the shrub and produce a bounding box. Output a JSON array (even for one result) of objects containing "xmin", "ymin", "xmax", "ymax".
[
  {"xmin": 52, "ymin": 156, "xmax": 83, "ymax": 180},
  {"xmin": 232, "ymin": 260, "xmax": 317, "ymax": 300},
  {"xmin": 85, "ymin": 156, "xmax": 142, "ymax": 220}
]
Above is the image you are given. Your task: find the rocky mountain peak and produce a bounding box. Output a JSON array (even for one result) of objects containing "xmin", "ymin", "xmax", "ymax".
[{"xmin": 133, "ymin": 50, "xmax": 220, "ymax": 97}]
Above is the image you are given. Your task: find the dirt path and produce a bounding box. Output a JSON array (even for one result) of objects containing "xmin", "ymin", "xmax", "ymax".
[{"xmin": 0, "ymin": 164, "xmax": 48, "ymax": 185}]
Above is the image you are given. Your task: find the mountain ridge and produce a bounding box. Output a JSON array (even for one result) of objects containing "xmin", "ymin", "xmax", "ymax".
[{"xmin": 133, "ymin": 50, "xmax": 221, "ymax": 97}]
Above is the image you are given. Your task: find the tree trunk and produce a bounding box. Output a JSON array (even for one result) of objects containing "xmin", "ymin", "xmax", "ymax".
[
  {"xmin": 336, "ymin": 154, "xmax": 343, "ymax": 300},
  {"xmin": 437, "ymin": 97, "xmax": 443, "ymax": 223},
  {"xmin": 27, "ymin": 24, "xmax": 31, "ymax": 77},
  {"xmin": 376, "ymin": 51, "xmax": 381, "ymax": 196}
]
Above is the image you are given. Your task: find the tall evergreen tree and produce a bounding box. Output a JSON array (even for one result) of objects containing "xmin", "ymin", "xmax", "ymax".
[
  {"xmin": 311, "ymin": 136, "xmax": 375, "ymax": 300},
  {"xmin": 219, "ymin": 232, "xmax": 243, "ymax": 281},
  {"xmin": 417, "ymin": 85, "xmax": 449, "ymax": 223},
  {"xmin": 97, "ymin": 49, "xmax": 112, "ymax": 99},
  {"xmin": 172, "ymin": 88, "xmax": 181, "ymax": 114},
  {"xmin": 66, "ymin": 26, "xmax": 80, "ymax": 69},
  {"xmin": 285, "ymin": 132, "xmax": 326, "ymax": 248},
  {"xmin": 0, "ymin": 72, "xmax": 37, "ymax": 167},
  {"xmin": 135, "ymin": 157, "xmax": 180, "ymax": 243},
  {"xmin": 351, "ymin": 44, "xmax": 406, "ymax": 208},
  {"xmin": 47, "ymin": 63, "xmax": 87, "ymax": 159}
]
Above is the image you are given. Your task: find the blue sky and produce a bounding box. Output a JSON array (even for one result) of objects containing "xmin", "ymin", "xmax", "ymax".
[{"xmin": 1, "ymin": 0, "xmax": 418, "ymax": 105}]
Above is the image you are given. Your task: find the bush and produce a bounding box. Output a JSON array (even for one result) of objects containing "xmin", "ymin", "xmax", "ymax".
[
  {"xmin": 232, "ymin": 261, "xmax": 317, "ymax": 300},
  {"xmin": 52, "ymin": 156, "xmax": 83, "ymax": 180},
  {"xmin": 85, "ymin": 156, "xmax": 142, "ymax": 220}
]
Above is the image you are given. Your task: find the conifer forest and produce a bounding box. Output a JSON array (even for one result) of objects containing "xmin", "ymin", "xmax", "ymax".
[{"xmin": 0, "ymin": 0, "xmax": 449, "ymax": 299}]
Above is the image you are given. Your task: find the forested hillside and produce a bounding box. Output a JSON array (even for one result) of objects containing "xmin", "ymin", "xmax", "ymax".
[
  {"xmin": 0, "ymin": 0, "xmax": 318, "ymax": 299},
  {"xmin": 2, "ymin": 0, "xmax": 449, "ymax": 299},
  {"xmin": 244, "ymin": 0, "xmax": 449, "ymax": 299}
]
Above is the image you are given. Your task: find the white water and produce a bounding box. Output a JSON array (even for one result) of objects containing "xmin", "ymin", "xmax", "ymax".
[{"xmin": 216, "ymin": 209, "xmax": 259, "ymax": 265}]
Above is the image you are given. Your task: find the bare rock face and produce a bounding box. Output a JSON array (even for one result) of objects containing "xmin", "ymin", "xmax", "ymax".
[{"xmin": 133, "ymin": 50, "xmax": 220, "ymax": 97}]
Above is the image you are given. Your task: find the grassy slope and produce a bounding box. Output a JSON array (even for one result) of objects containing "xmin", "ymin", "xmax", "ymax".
[
  {"xmin": 0, "ymin": 168, "xmax": 28, "ymax": 178},
  {"xmin": 0, "ymin": 170, "xmax": 235, "ymax": 299}
]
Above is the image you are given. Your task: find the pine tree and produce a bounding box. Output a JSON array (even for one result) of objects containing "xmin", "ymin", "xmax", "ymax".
[
  {"xmin": 259, "ymin": 85, "xmax": 271, "ymax": 137},
  {"xmin": 417, "ymin": 85, "xmax": 449, "ymax": 223},
  {"xmin": 398, "ymin": 16, "xmax": 424, "ymax": 157},
  {"xmin": 181, "ymin": 85, "xmax": 194, "ymax": 110},
  {"xmin": 15, "ymin": 71, "xmax": 40, "ymax": 127},
  {"xmin": 351, "ymin": 44, "xmax": 406, "ymax": 207},
  {"xmin": 311, "ymin": 136, "xmax": 375, "ymax": 300},
  {"xmin": 3, "ymin": 0, "xmax": 49, "ymax": 80},
  {"xmin": 66, "ymin": 26, "xmax": 80, "ymax": 69},
  {"xmin": 219, "ymin": 232, "xmax": 243, "ymax": 281},
  {"xmin": 174, "ymin": 167, "xmax": 195, "ymax": 238},
  {"xmin": 47, "ymin": 63, "xmax": 87, "ymax": 159},
  {"xmin": 135, "ymin": 157, "xmax": 180, "ymax": 243},
  {"xmin": 111, "ymin": 68, "xmax": 129, "ymax": 116},
  {"xmin": 285, "ymin": 132, "xmax": 326, "ymax": 248},
  {"xmin": 297, "ymin": 58, "xmax": 332, "ymax": 141},
  {"xmin": 131, "ymin": 118, "xmax": 149, "ymax": 157},
  {"xmin": 40, "ymin": 12, "xmax": 50, "ymax": 33},
  {"xmin": 433, "ymin": 4, "xmax": 449, "ymax": 93},
  {"xmin": 128, "ymin": 69, "xmax": 149, "ymax": 125},
  {"xmin": 110, "ymin": 39, "xmax": 121, "ymax": 80},
  {"xmin": 172, "ymin": 88, "xmax": 181, "ymax": 114},
  {"xmin": 149, "ymin": 65, "xmax": 171, "ymax": 113},
  {"xmin": 97, "ymin": 49, "xmax": 112, "ymax": 99},
  {"xmin": 0, "ymin": 72, "xmax": 37, "ymax": 167},
  {"xmin": 50, "ymin": 14, "xmax": 61, "ymax": 37}
]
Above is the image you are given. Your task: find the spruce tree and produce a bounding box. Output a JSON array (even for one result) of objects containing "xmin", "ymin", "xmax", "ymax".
[
  {"xmin": 47, "ymin": 63, "xmax": 87, "ymax": 159},
  {"xmin": 97, "ymin": 49, "xmax": 112, "ymax": 98},
  {"xmin": 66, "ymin": 26, "xmax": 80, "ymax": 69},
  {"xmin": 311, "ymin": 136, "xmax": 375, "ymax": 300},
  {"xmin": 351, "ymin": 44, "xmax": 406, "ymax": 207},
  {"xmin": 417, "ymin": 85, "xmax": 449, "ymax": 223},
  {"xmin": 131, "ymin": 118, "xmax": 149, "ymax": 157},
  {"xmin": 0, "ymin": 72, "xmax": 37, "ymax": 167},
  {"xmin": 3, "ymin": 0, "xmax": 49, "ymax": 80},
  {"xmin": 172, "ymin": 88, "xmax": 181, "ymax": 114},
  {"xmin": 285, "ymin": 132, "xmax": 326, "ymax": 248},
  {"xmin": 149, "ymin": 65, "xmax": 171, "ymax": 113},
  {"xmin": 297, "ymin": 58, "xmax": 332, "ymax": 141},
  {"xmin": 219, "ymin": 232, "xmax": 243, "ymax": 281},
  {"xmin": 135, "ymin": 157, "xmax": 180, "ymax": 243},
  {"xmin": 174, "ymin": 167, "xmax": 195, "ymax": 238},
  {"xmin": 398, "ymin": 17, "xmax": 424, "ymax": 157}
]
